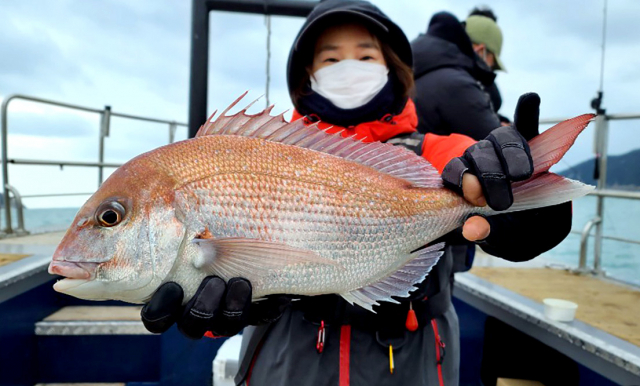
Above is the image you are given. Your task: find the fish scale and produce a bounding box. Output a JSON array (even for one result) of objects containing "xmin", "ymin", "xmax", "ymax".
[{"xmin": 170, "ymin": 135, "xmax": 467, "ymax": 296}]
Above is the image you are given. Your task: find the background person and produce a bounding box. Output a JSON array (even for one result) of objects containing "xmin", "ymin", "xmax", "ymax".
[
  {"xmin": 464, "ymin": 7, "xmax": 511, "ymax": 125},
  {"xmin": 412, "ymin": 11, "xmax": 500, "ymax": 136},
  {"xmin": 411, "ymin": 12, "xmax": 500, "ymax": 138}
]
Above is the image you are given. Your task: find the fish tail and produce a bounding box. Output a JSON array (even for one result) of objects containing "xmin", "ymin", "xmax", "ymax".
[
  {"xmin": 505, "ymin": 172, "xmax": 593, "ymax": 213},
  {"xmin": 487, "ymin": 114, "xmax": 596, "ymax": 215},
  {"xmin": 529, "ymin": 114, "xmax": 595, "ymax": 176}
]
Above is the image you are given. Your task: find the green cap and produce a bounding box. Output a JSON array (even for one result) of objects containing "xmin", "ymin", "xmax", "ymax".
[{"xmin": 465, "ymin": 15, "xmax": 505, "ymax": 71}]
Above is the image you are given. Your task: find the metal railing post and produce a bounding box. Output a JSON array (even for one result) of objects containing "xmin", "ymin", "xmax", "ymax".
[
  {"xmin": 5, "ymin": 185, "xmax": 29, "ymax": 236},
  {"xmin": 574, "ymin": 217, "xmax": 601, "ymax": 275},
  {"xmin": 1, "ymin": 96, "xmax": 15, "ymax": 235},
  {"xmin": 169, "ymin": 122, "xmax": 177, "ymax": 143},
  {"xmin": 98, "ymin": 106, "xmax": 111, "ymax": 186},
  {"xmin": 592, "ymin": 115, "xmax": 609, "ymax": 276}
]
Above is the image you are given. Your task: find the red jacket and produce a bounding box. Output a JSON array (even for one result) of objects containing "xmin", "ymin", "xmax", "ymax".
[{"xmin": 291, "ymin": 99, "xmax": 476, "ymax": 173}]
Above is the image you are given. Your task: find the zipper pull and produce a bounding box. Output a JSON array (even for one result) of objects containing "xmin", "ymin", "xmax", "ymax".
[
  {"xmin": 316, "ymin": 320, "xmax": 325, "ymax": 353},
  {"xmin": 389, "ymin": 344, "xmax": 394, "ymax": 374},
  {"xmin": 406, "ymin": 302, "xmax": 418, "ymax": 332}
]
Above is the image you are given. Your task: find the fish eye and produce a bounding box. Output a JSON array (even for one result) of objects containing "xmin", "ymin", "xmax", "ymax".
[{"xmin": 95, "ymin": 201, "xmax": 126, "ymax": 227}]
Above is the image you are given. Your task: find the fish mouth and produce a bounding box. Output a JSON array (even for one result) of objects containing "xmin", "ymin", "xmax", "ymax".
[
  {"xmin": 48, "ymin": 261, "xmax": 99, "ymax": 280},
  {"xmin": 53, "ymin": 278, "xmax": 90, "ymax": 293}
]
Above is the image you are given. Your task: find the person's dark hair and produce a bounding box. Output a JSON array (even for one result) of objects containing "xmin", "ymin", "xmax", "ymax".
[
  {"xmin": 469, "ymin": 6, "xmax": 497, "ymax": 22},
  {"xmin": 290, "ymin": 22, "xmax": 414, "ymax": 108}
]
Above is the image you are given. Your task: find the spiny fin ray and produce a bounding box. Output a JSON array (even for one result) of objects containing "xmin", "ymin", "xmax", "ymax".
[
  {"xmin": 339, "ymin": 243, "xmax": 444, "ymax": 312},
  {"xmin": 195, "ymin": 94, "xmax": 442, "ymax": 188}
]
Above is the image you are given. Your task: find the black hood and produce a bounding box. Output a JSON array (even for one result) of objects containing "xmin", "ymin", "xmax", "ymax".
[
  {"xmin": 412, "ymin": 12, "xmax": 495, "ymax": 86},
  {"xmin": 287, "ymin": 0, "xmax": 412, "ymax": 106}
]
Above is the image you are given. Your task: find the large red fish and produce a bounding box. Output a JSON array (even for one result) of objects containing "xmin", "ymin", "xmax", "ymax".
[{"xmin": 49, "ymin": 96, "xmax": 594, "ymax": 311}]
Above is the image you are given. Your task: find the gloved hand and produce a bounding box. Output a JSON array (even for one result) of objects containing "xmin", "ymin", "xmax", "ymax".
[
  {"xmin": 140, "ymin": 276, "xmax": 291, "ymax": 339},
  {"xmin": 442, "ymin": 93, "xmax": 540, "ymax": 241}
]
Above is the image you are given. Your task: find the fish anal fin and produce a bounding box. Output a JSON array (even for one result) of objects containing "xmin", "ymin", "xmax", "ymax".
[
  {"xmin": 191, "ymin": 237, "xmax": 341, "ymax": 279},
  {"xmin": 340, "ymin": 243, "xmax": 444, "ymax": 312}
]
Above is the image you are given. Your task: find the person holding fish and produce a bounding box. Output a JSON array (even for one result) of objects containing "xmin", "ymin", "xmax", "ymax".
[
  {"xmin": 132, "ymin": 1, "xmax": 580, "ymax": 385},
  {"xmin": 46, "ymin": 0, "xmax": 590, "ymax": 384}
]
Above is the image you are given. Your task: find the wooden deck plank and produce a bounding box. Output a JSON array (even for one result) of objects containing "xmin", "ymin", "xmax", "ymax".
[
  {"xmin": 44, "ymin": 306, "xmax": 143, "ymax": 322},
  {"xmin": 0, "ymin": 253, "xmax": 31, "ymax": 267},
  {"xmin": 470, "ymin": 267, "xmax": 640, "ymax": 347}
]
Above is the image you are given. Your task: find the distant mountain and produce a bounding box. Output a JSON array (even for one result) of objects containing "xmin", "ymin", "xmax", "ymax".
[{"xmin": 557, "ymin": 149, "xmax": 640, "ymax": 190}]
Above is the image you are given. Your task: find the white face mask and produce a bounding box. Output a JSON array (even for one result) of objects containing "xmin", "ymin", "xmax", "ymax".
[{"xmin": 310, "ymin": 60, "xmax": 389, "ymax": 110}]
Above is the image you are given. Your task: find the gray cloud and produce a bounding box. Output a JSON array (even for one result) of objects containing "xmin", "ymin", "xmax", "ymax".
[
  {"xmin": 7, "ymin": 110, "xmax": 96, "ymax": 138},
  {"xmin": 0, "ymin": 7, "xmax": 89, "ymax": 95}
]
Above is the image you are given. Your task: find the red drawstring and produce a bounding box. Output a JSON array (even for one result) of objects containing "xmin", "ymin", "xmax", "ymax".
[
  {"xmin": 316, "ymin": 320, "xmax": 325, "ymax": 353},
  {"xmin": 431, "ymin": 319, "xmax": 446, "ymax": 386}
]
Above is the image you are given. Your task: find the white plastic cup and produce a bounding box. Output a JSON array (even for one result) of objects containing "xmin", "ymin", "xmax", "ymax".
[{"xmin": 543, "ymin": 298, "xmax": 578, "ymax": 322}]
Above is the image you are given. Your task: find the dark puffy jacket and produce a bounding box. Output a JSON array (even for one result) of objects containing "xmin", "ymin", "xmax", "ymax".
[{"xmin": 412, "ymin": 12, "xmax": 501, "ymax": 137}]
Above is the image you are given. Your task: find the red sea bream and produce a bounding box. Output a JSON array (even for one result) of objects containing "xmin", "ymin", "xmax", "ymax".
[{"xmin": 48, "ymin": 96, "xmax": 595, "ymax": 311}]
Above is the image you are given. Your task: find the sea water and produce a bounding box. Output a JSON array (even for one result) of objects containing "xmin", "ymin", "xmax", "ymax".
[{"xmin": 8, "ymin": 196, "xmax": 640, "ymax": 285}]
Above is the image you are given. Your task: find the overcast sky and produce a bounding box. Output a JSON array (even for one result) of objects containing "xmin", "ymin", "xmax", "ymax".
[{"xmin": 1, "ymin": 0, "xmax": 639, "ymax": 209}]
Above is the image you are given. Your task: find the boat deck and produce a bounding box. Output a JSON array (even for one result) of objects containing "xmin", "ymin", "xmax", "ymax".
[
  {"xmin": 455, "ymin": 251, "xmax": 640, "ymax": 385},
  {"xmin": 44, "ymin": 306, "xmax": 143, "ymax": 322},
  {"xmin": 0, "ymin": 231, "xmax": 64, "ymax": 302},
  {"xmin": 0, "ymin": 253, "xmax": 30, "ymax": 267},
  {"xmin": 0, "ymin": 231, "xmax": 64, "ymax": 265},
  {"xmin": 471, "ymin": 266, "xmax": 640, "ymax": 347},
  {"xmin": 0, "ymin": 231, "xmax": 64, "ymax": 256},
  {"xmin": 0, "ymin": 231, "xmax": 65, "ymax": 246}
]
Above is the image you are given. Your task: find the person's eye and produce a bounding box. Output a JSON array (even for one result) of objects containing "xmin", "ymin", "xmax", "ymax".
[
  {"xmin": 361, "ymin": 56, "xmax": 374, "ymax": 61},
  {"xmin": 323, "ymin": 57, "xmax": 339, "ymax": 63}
]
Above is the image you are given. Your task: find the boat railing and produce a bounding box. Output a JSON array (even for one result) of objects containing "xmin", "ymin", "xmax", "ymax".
[
  {"xmin": 0, "ymin": 94, "xmax": 186, "ymax": 237},
  {"xmin": 540, "ymin": 114, "xmax": 640, "ymax": 277},
  {"xmin": 1, "ymin": 94, "xmax": 639, "ymax": 281}
]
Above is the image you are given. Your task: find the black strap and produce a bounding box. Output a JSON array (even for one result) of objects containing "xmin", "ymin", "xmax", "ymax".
[{"xmin": 293, "ymin": 271, "xmax": 452, "ymax": 333}]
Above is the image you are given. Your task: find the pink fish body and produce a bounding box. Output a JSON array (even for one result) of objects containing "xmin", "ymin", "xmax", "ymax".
[{"xmin": 49, "ymin": 96, "xmax": 594, "ymax": 311}]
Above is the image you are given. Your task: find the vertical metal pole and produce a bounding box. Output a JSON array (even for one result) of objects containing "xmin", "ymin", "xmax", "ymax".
[
  {"xmin": 265, "ymin": 14, "xmax": 271, "ymax": 107},
  {"xmin": 188, "ymin": 0, "xmax": 210, "ymax": 139},
  {"xmin": 1, "ymin": 97, "xmax": 14, "ymax": 234},
  {"xmin": 575, "ymin": 217, "xmax": 601, "ymax": 274},
  {"xmin": 5, "ymin": 185, "xmax": 28, "ymax": 236},
  {"xmin": 593, "ymin": 115, "xmax": 608, "ymax": 275},
  {"xmin": 169, "ymin": 122, "xmax": 177, "ymax": 143},
  {"xmin": 98, "ymin": 106, "xmax": 111, "ymax": 186}
]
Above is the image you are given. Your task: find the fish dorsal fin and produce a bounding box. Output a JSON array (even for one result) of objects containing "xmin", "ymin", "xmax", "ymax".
[{"xmin": 197, "ymin": 93, "xmax": 442, "ymax": 188}]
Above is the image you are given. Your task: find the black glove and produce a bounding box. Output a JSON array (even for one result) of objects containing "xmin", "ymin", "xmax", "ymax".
[
  {"xmin": 442, "ymin": 93, "xmax": 540, "ymax": 211},
  {"xmin": 140, "ymin": 276, "xmax": 291, "ymax": 339}
]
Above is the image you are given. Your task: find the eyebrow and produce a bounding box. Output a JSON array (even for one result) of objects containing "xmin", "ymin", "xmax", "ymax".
[
  {"xmin": 316, "ymin": 44, "xmax": 339, "ymax": 54},
  {"xmin": 316, "ymin": 41, "xmax": 380, "ymax": 55},
  {"xmin": 357, "ymin": 42, "xmax": 379, "ymax": 49}
]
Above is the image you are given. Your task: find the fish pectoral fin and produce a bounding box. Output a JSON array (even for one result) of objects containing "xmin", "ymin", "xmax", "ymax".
[
  {"xmin": 340, "ymin": 242, "xmax": 445, "ymax": 312},
  {"xmin": 191, "ymin": 237, "xmax": 340, "ymax": 278}
]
